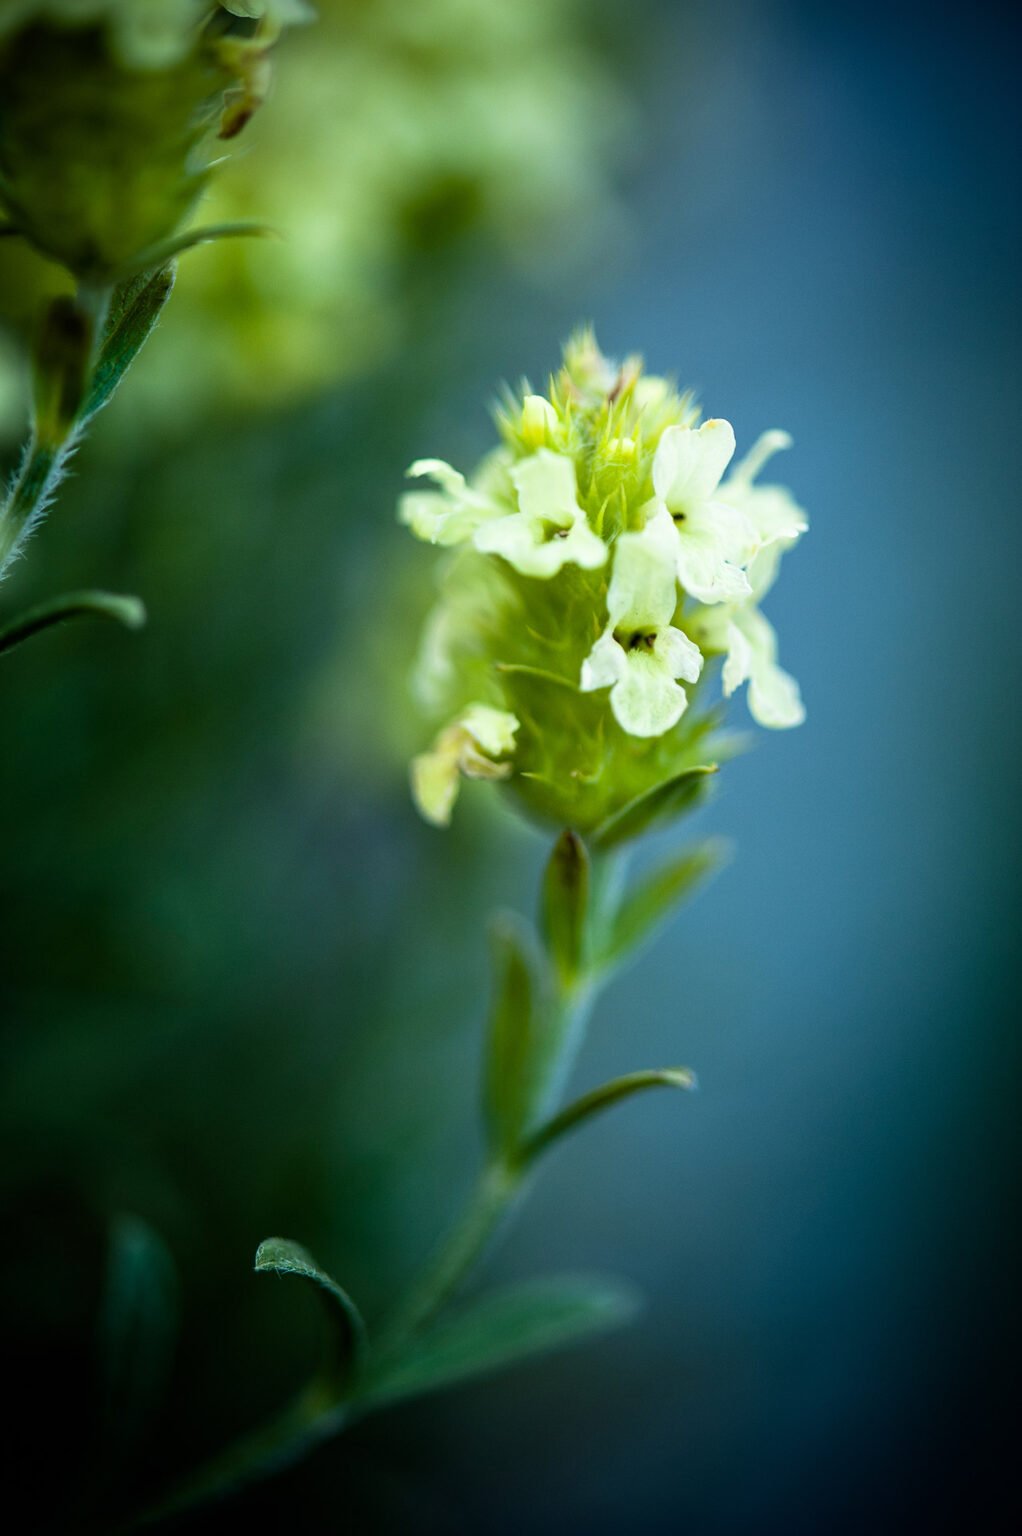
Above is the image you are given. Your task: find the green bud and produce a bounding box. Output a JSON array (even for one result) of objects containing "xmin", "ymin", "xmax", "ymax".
[{"xmin": 0, "ymin": 2, "xmax": 311, "ymax": 281}]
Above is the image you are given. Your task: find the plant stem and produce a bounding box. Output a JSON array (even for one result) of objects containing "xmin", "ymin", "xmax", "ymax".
[{"xmin": 0, "ymin": 434, "xmax": 69, "ymax": 578}]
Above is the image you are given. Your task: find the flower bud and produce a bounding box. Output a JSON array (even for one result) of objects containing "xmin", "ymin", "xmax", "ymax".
[
  {"xmin": 401, "ymin": 330, "xmax": 808, "ymax": 834},
  {"xmin": 0, "ymin": 1, "xmax": 311, "ymax": 280}
]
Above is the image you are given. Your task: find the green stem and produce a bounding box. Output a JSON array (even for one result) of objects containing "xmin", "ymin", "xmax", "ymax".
[{"xmin": 0, "ymin": 435, "xmax": 68, "ymax": 578}]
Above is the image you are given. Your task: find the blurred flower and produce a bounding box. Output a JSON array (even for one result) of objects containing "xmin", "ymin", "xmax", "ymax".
[
  {"xmin": 0, "ymin": 0, "xmax": 628, "ymax": 435},
  {"xmin": 0, "ymin": 2, "xmax": 309, "ymax": 280},
  {"xmin": 402, "ymin": 332, "xmax": 808, "ymax": 831}
]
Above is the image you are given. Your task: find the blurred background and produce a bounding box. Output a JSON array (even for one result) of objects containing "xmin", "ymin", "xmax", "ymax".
[{"xmin": 1, "ymin": 1, "xmax": 1018, "ymax": 1531}]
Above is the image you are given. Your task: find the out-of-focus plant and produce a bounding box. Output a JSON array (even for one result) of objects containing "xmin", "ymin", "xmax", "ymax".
[
  {"xmin": 0, "ymin": 0, "xmax": 310, "ymax": 648},
  {"xmin": 141, "ymin": 332, "xmax": 808, "ymax": 1523},
  {"xmin": 0, "ymin": 0, "xmax": 627, "ymax": 437}
]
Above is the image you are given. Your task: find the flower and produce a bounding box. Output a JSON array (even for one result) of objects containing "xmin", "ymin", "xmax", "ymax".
[
  {"xmin": 688, "ymin": 430, "xmax": 808, "ymax": 729},
  {"xmin": 401, "ymin": 331, "xmax": 808, "ymax": 832},
  {"xmin": 411, "ymin": 703, "xmax": 520, "ymax": 827},
  {"xmin": 580, "ymin": 508, "xmax": 702, "ymax": 737},
  {"xmin": 651, "ymin": 419, "xmax": 754, "ymax": 604},
  {"xmin": 474, "ymin": 451, "xmax": 606, "ymax": 579}
]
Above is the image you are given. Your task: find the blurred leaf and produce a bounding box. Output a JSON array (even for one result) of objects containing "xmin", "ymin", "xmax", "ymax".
[
  {"xmin": 542, "ymin": 829, "xmax": 590, "ymax": 988},
  {"xmin": 484, "ymin": 913, "xmax": 548, "ymax": 1158},
  {"xmin": 99, "ymin": 1213, "xmax": 178, "ymax": 1462},
  {"xmin": 592, "ymin": 765, "xmax": 718, "ymax": 850},
  {"xmin": 82, "ymin": 266, "xmax": 175, "ymax": 421},
  {"xmin": 254, "ymin": 1238, "xmax": 367, "ymax": 1382},
  {"xmin": 597, "ymin": 840, "xmax": 725, "ymax": 972},
  {"xmin": 361, "ymin": 1276, "xmax": 641, "ymax": 1409},
  {"xmin": 523, "ymin": 1068, "xmax": 697, "ymax": 1164},
  {"xmin": 0, "ymin": 589, "xmax": 145, "ymax": 656},
  {"xmin": 119, "ymin": 222, "xmax": 273, "ymax": 282}
]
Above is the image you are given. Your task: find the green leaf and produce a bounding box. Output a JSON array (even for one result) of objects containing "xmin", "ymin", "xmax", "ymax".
[
  {"xmin": 591, "ymin": 764, "xmax": 719, "ymax": 850},
  {"xmin": 597, "ymin": 839, "xmax": 726, "ymax": 972},
  {"xmin": 117, "ymin": 221, "xmax": 273, "ymax": 282},
  {"xmin": 254, "ymin": 1237, "xmax": 368, "ymax": 1383},
  {"xmin": 100, "ymin": 1214, "xmax": 178, "ymax": 1462},
  {"xmin": 360, "ymin": 1276, "xmax": 640, "ymax": 1409},
  {"xmin": 522, "ymin": 1068, "xmax": 697, "ymax": 1164},
  {"xmin": 82, "ymin": 266, "xmax": 175, "ymax": 422},
  {"xmin": 0, "ymin": 589, "xmax": 146, "ymax": 657},
  {"xmin": 484, "ymin": 913, "xmax": 548, "ymax": 1158},
  {"xmin": 542, "ymin": 829, "xmax": 590, "ymax": 987}
]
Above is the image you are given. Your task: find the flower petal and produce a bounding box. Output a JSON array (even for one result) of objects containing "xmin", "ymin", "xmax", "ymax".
[
  {"xmin": 606, "ymin": 509, "xmax": 679, "ymax": 630},
  {"xmin": 580, "ymin": 629, "xmax": 627, "ymax": 692},
  {"xmin": 655, "ymin": 624, "xmax": 704, "ymax": 686},
  {"xmin": 510, "ymin": 449, "xmax": 580, "ymax": 522},
  {"xmin": 728, "ymin": 429, "xmax": 792, "ymax": 486},
  {"xmin": 610, "ymin": 650, "xmax": 689, "ymax": 737},
  {"xmin": 674, "ymin": 531, "xmax": 751, "ymax": 605},
  {"xmin": 748, "ymin": 662, "xmax": 805, "ymax": 729},
  {"xmin": 410, "ymin": 739, "xmax": 461, "ymax": 826},
  {"xmin": 474, "ymin": 508, "xmax": 605, "ymax": 577},
  {"xmin": 653, "ymin": 419, "xmax": 736, "ymax": 509},
  {"xmin": 461, "ymin": 703, "xmax": 519, "ymax": 760}
]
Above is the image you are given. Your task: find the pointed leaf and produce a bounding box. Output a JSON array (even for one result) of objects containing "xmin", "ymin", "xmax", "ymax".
[
  {"xmin": 255, "ymin": 1238, "xmax": 368, "ymax": 1380},
  {"xmin": 118, "ymin": 222, "xmax": 273, "ymax": 281},
  {"xmin": 592, "ymin": 764, "xmax": 718, "ymax": 849},
  {"xmin": 484, "ymin": 912, "xmax": 547, "ymax": 1157},
  {"xmin": 100, "ymin": 1214, "xmax": 178, "ymax": 1462},
  {"xmin": 522, "ymin": 1068, "xmax": 697, "ymax": 1163},
  {"xmin": 542, "ymin": 830, "xmax": 590, "ymax": 987},
  {"xmin": 598, "ymin": 840, "xmax": 725, "ymax": 972},
  {"xmin": 361, "ymin": 1276, "xmax": 640, "ymax": 1409},
  {"xmin": 0, "ymin": 589, "xmax": 145, "ymax": 657},
  {"xmin": 82, "ymin": 266, "xmax": 175, "ymax": 421}
]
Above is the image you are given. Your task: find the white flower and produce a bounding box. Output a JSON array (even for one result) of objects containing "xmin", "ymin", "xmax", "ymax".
[
  {"xmin": 718, "ymin": 429, "xmax": 808, "ymax": 553},
  {"xmin": 651, "ymin": 418, "xmax": 755, "ymax": 604},
  {"xmin": 410, "ymin": 703, "xmax": 519, "ymax": 826},
  {"xmin": 580, "ymin": 508, "xmax": 702, "ymax": 738},
  {"xmin": 473, "ymin": 449, "xmax": 606, "ymax": 579},
  {"xmin": 688, "ymin": 430, "xmax": 807, "ymax": 730},
  {"xmin": 398, "ymin": 459, "xmax": 502, "ymax": 547}
]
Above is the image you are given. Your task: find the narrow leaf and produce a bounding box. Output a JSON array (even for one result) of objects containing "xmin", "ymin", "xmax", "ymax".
[
  {"xmin": 598, "ymin": 839, "xmax": 726, "ymax": 972},
  {"xmin": 254, "ymin": 1237, "xmax": 368, "ymax": 1380},
  {"xmin": 484, "ymin": 912, "xmax": 545, "ymax": 1157},
  {"xmin": 82, "ymin": 266, "xmax": 175, "ymax": 421},
  {"xmin": 592, "ymin": 764, "xmax": 718, "ymax": 850},
  {"xmin": 522, "ymin": 1068, "xmax": 697, "ymax": 1164},
  {"xmin": 100, "ymin": 1214, "xmax": 178, "ymax": 1462},
  {"xmin": 542, "ymin": 830, "xmax": 590, "ymax": 987},
  {"xmin": 361, "ymin": 1276, "xmax": 640, "ymax": 1409},
  {"xmin": 118, "ymin": 221, "xmax": 273, "ymax": 281},
  {"xmin": 0, "ymin": 589, "xmax": 145, "ymax": 656}
]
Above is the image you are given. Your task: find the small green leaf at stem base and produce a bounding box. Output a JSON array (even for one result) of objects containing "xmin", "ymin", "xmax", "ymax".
[
  {"xmin": 0, "ymin": 590, "xmax": 145, "ymax": 657},
  {"xmin": 484, "ymin": 912, "xmax": 548, "ymax": 1159},
  {"xmin": 82, "ymin": 267, "xmax": 175, "ymax": 423},
  {"xmin": 592, "ymin": 764, "xmax": 718, "ymax": 850},
  {"xmin": 359, "ymin": 1276, "xmax": 641, "ymax": 1410},
  {"xmin": 254, "ymin": 1238, "xmax": 368, "ymax": 1385}
]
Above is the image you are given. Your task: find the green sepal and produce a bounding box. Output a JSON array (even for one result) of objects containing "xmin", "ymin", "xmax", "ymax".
[
  {"xmin": 541, "ymin": 829, "xmax": 590, "ymax": 989},
  {"xmin": 591, "ymin": 764, "xmax": 718, "ymax": 850},
  {"xmin": 81, "ymin": 266, "xmax": 175, "ymax": 422},
  {"xmin": 0, "ymin": 589, "xmax": 146, "ymax": 657},
  {"xmin": 99, "ymin": 1214, "xmax": 178, "ymax": 1465},
  {"xmin": 254, "ymin": 1238, "xmax": 368, "ymax": 1386},
  {"xmin": 596, "ymin": 839, "xmax": 725, "ymax": 973},
  {"xmin": 522, "ymin": 1068, "xmax": 697, "ymax": 1164},
  {"xmin": 359, "ymin": 1276, "xmax": 641, "ymax": 1410}
]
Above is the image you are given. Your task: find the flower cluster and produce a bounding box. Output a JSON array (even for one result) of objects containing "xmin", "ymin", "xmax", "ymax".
[
  {"xmin": 0, "ymin": 0, "xmax": 312, "ymax": 280},
  {"xmin": 401, "ymin": 333, "xmax": 808, "ymax": 829}
]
